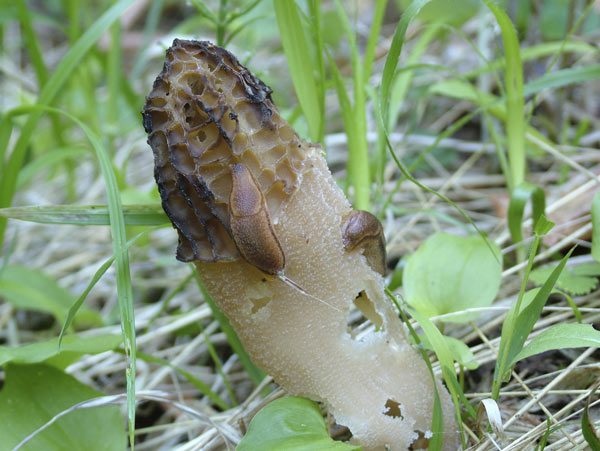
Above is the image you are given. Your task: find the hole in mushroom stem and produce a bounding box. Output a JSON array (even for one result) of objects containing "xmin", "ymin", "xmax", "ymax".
[
  {"xmin": 409, "ymin": 430, "xmax": 430, "ymax": 450},
  {"xmin": 383, "ymin": 399, "xmax": 403, "ymax": 419},
  {"xmin": 347, "ymin": 291, "xmax": 385, "ymax": 339},
  {"xmin": 250, "ymin": 296, "xmax": 270, "ymax": 314}
]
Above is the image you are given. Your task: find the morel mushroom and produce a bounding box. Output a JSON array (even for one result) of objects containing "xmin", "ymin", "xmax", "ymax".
[{"xmin": 142, "ymin": 39, "xmax": 459, "ymax": 450}]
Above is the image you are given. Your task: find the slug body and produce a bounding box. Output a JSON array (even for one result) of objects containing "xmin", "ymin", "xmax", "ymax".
[
  {"xmin": 229, "ymin": 162, "xmax": 285, "ymax": 275},
  {"xmin": 342, "ymin": 210, "xmax": 387, "ymax": 276},
  {"xmin": 143, "ymin": 39, "xmax": 458, "ymax": 450}
]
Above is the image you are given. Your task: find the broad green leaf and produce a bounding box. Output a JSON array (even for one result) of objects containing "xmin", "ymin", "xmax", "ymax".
[
  {"xmin": 573, "ymin": 263, "xmax": 600, "ymax": 276},
  {"xmin": 0, "ymin": 364, "xmax": 126, "ymax": 451},
  {"xmin": 0, "ymin": 334, "xmax": 121, "ymax": 369},
  {"xmin": 511, "ymin": 324, "xmax": 600, "ymax": 365},
  {"xmin": 0, "ymin": 265, "xmax": 101, "ymax": 326},
  {"xmin": 592, "ymin": 190, "xmax": 600, "ymax": 262},
  {"xmin": 530, "ymin": 264, "xmax": 599, "ymax": 296},
  {"xmin": 403, "ymin": 233, "xmax": 502, "ymax": 322},
  {"xmin": 0, "ymin": 204, "xmax": 168, "ymax": 226},
  {"xmin": 236, "ymin": 396, "xmax": 360, "ymax": 451},
  {"xmin": 507, "ymin": 182, "xmax": 546, "ymax": 244}
]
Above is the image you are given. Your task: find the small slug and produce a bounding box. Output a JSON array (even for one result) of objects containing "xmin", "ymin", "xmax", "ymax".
[
  {"xmin": 229, "ymin": 162, "xmax": 285, "ymax": 275},
  {"xmin": 342, "ymin": 210, "xmax": 387, "ymax": 276}
]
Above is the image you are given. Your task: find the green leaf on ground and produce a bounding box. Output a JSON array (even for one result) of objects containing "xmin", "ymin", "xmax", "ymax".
[
  {"xmin": 0, "ymin": 334, "xmax": 121, "ymax": 369},
  {"xmin": 511, "ymin": 323, "xmax": 600, "ymax": 365},
  {"xmin": 0, "ymin": 364, "xmax": 126, "ymax": 451},
  {"xmin": 403, "ymin": 232, "xmax": 502, "ymax": 322},
  {"xmin": 530, "ymin": 263, "xmax": 599, "ymax": 296},
  {"xmin": 0, "ymin": 265, "xmax": 101, "ymax": 326},
  {"xmin": 236, "ymin": 396, "xmax": 360, "ymax": 451}
]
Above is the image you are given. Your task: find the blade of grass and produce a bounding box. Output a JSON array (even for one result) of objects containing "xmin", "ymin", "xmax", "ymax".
[
  {"xmin": 274, "ymin": 0, "xmax": 323, "ymax": 143},
  {"xmin": 59, "ymin": 229, "xmax": 153, "ymax": 346},
  {"xmin": 125, "ymin": 350, "xmax": 230, "ymax": 411},
  {"xmin": 386, "ymin": 288, "xmax": 468, "ymax": 449},
  {"xmin": 106, "ymin": 20, "xmax": 122, "ymax": 129},
  {"xmin": 376, "ymin": 24, "xmax": 440, "ymax": 185},
  {"xmin": 200, "ymin": 326, "xmax": 238, "ymax": 406},
  {"xmin": 0, "ymin": 0, "xmax": 136, "ymax": 247},
  {"xmin": 507, "ymin": 182, "xmax": 546, "ymax": 244},
  {"xmin": 332, "ymin": 0, "xmax": 369, "ymax": 210},
  {"xmin": 16, "ymin": 147, "xmax": 88, "ymax": 188},
  {"xmin": 582, "ymin": 381, "xmax": 600, "ymax": 450},
  {"xmin": 484, "ymin": 0, "xmax": 526, "ymax": 189},
  {"xmin": 307, "ymin": 0, "xmax": 325, "ymax": 141},
  {"xmin": 131, "ymin": 0, "xmax": 163, "ymax": 80},
  {"xmin": 14, "ymin": 103, "xmax": 137, "ymax": 447},
  {"xmin": 461, "ymin": 40, "xmax": 595, "ymax": 80},
  {"xmin": 0, "ymin": 204, "xmax": 168, "ymax": 226},
  {"xmin": 380, "ymin": 0, "xmax": 432, "ymax": 122},
  {"xmin": 376, "ymin": 105, "xmax": 499, "ymax": 261},
  {"xmin": 17, "ymin": 0, "xmax": 48, "ymax": 87},
  {"xmin": 524, "ymin": 65, "xmax": 600, "ymax": 97},
  {"xmin": 363, "ymin": 0, "xmax": 387, "ymax": 81},
  {"xmin": 592, "ymin": 190, "xmax": 600, "ymax": 262},
  {"xmin": 325, "ymin": 48, "xmax": 358, "ymax": 197},
  {"xmin": 492, "ymin": 218, "xmax": 573, "ymax": 399}
]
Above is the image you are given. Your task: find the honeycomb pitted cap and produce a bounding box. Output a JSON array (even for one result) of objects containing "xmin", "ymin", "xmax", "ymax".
[{"xmin": 142, "ymin": 39, "xmax": 311, "ymax": 263}]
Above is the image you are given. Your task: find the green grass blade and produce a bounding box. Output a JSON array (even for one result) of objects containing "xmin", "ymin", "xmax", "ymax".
[
  {"xmin": 376, "ymin": 106, "xmax": 499, "ymax": 262},
  {"xmin": 493, "ymin": 242, "xmax": 573, "ymax": 399},
  {"xmin": 484, "ymin": 0, "xmax": 526, "ymax": 189},
  {"xmin": 0, "ymin": 204, "xmax": 169, "ymax": 226},
  {"xmin": 274, "ymin": 0, "xmax": 323, "ymax": 143},
  {"xmin": 17, "ymin": 147, "xmax": 88, "ymax": 189},
  {"xmin": 593, "ymin": 190, "xmax": 600, "ymax": 262},
  {"xmin": 107, "ymin": 21, "xmax": 122, "ymax": 128},
  {"xmin": 582, "ymin": 382, "xmax": 600, "ymax": 451},
  {"xmin": 307, "ymin": 0, "xmax": 325, "ymax": 141},
  {"xmin": 17, "ymin": 0, "xmax": 48, "ymax": 87},
  {"xmin": 363, "ymin": 0, "xmax": 387, "ymax": 80},
  {"xmin": 380, "ymin": 0, "xmax": 432, "ymax": 122},
  {"xmin": 523, "ymin": 65, "xmax": 600, "ymax": 97},
  {"xmin": 14, "ymin": 103, "xmax": 137, "ymax": 446},
  {"xmin": 507, "ymin": 182, "xmax": 546, "ymax": 244},
  {"xmin": 129, "ymin": 350, "xmax": 230, "ymax": 411},
  {"xmin": 461, "ymin": 41, "xmax": 596, "ymax": 81},
  {"xmin": 325, "ymin": 49, "xmax": 358, "ymax": 196},
  {"xmin": 332, "ymin": 0, "xmax": 369, "ymax": 210},
  {"xmin": 0, "ymin": 114, "xmax": 14, "ymax": 170},
  {"xmin": 201, "ymin": 328, "xmax": 238, "ymax": 406},
  {"xmin": 131, "ymin": 0, "xmax": 164, "ymax": 79},
  {"xmin": 0, "ymin": 0, "xmax": 136, "ymax": 247},
  {"xmin": 59, "ymin": 230, "xmax": 152, "ymax": 346},
  {"xmin": 189, "ymin": 0, "xmax": 218, "ymax": 23}
]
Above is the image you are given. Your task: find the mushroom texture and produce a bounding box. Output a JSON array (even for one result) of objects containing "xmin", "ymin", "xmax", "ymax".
[{"xmin": 142, "ymin": 39, "xmax": 459, "ymax": 450}]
